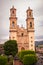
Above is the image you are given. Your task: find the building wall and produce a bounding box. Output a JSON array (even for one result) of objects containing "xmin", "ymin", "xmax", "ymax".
[
  {"xmin": 9, "ymin": 32, "xmax": 17, "ymax": 40},
  {"xmin": 28, "ymin": 32, "xmax": 35, "ymax": 51},
  {"xmin": 9, "ymin": 6, "xmax": 35, "ymax": 51}
]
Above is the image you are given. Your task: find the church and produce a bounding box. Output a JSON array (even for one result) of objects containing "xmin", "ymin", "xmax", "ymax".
[{"xmin": 9, "ymin": 6, "xmax": 35, "ymax": 51}]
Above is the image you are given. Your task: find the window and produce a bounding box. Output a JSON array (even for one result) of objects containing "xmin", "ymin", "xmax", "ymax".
[
  {"xmin": 31, "ymin": 41, "xmax": 33, "ymax": 43},
  {"xmin": 12, "ymin": 21, "xmax": 14, "ymax": 27},
  {"xmin": 21, "ymin": 33, "xmax": 23, "ymax": 36},
  {"xmin": 31, "ymin": 48, "xmax": 33, "ymax": 50},
  {"xmin": 12, "ymin": 11, "xmax": 14, "ymax": 14},
  {"xmin": 29, "ymin": 12, "xmax": 31, "ymax": 16},
  {"xmin": 31, "ymin": 37, "xmax": 32, "ymax": 39},
  {"xmin": 30, "ymin": 22, "xmax": 32, "ymax": 27},
  {"xmin": 31, "ymin": 44, "xmax": 33, "ymax": 46}
]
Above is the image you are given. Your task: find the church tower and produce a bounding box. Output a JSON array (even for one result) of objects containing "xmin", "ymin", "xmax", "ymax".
[
  {"xmin": 9, "ymin": 6, "xmax": 35, "ymax": 51},
  {"xmin": 9, "ymin": 6, "xmax": 17, "ymax": 40},
  {"xmin": 26, "ymin": 7, "xmax": 35, "ymax": 51}
]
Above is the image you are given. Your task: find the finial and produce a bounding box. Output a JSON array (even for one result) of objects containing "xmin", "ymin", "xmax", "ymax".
[
  {"xmin": 12, "ymin": 5, "xmax": 14, "ymax": 8},
  {"xmin": 28, "ymin": 7, "xmax": 30, "ymax": 9}
]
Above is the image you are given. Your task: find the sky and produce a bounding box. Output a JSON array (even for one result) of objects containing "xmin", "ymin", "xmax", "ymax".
[{"xmin": 0, "ymin": 0, "xmax": 43, "ymax": 43}]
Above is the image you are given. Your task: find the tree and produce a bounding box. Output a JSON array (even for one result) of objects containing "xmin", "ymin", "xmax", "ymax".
[
  {"xmin": 17, "ymin": 50, "xmax": 37, "ymax": 65},
  {"xmin": 23, "ymin": 54, "xmax": 37, "ymax": 65},
  {"xmin": 17, "ymin": 50, "xmax": 36, "ymax": 60},
  {"xmin": 4, "ymin": 40, "xmax": 18, "ymax": 57}
]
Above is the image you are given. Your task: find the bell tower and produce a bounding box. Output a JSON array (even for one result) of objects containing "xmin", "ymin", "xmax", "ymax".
[
  {"xmin": 26, "ymin": 7, "xmax": 35, "ymax": 51},
  {"xmin": 9, "ymin": 6, "xmax": 17, "ymax": 40}
]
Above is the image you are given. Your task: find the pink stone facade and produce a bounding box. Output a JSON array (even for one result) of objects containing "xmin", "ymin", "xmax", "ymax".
[
  {"xmin": 9, "ymin": 6, "xmax": 35, "ymax": 51},
  {"xmin": 17, "ymin": 27, "xmax": 29, "ymax": 51}
]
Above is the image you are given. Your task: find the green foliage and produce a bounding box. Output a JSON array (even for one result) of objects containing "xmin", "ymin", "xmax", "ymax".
[
  {"xmin": 18, "ymin": 50, "xmax": 36, "ymax": 60},
  {"xmin": 4, "ymin": 40, "xmax": 18, "ymax": 57},
  {"xmin": 17, "ymin": 50, "xmax": 37, "ymax": 65},
  {"xmin": 0, "ymin": 55, "xmax": 8, "ymax": 65},
  {"xmin": 7, "ymin": 55, "xmax": 13, "ymax": 65},
  {"xmin": 23, "ymin": 54, "xmax": 37, "ymax": 65}
]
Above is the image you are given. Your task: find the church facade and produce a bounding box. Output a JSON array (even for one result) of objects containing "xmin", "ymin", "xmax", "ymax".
[{"xmin": 9, "ymin": 6, "xmax": 35, "ymax": 51}]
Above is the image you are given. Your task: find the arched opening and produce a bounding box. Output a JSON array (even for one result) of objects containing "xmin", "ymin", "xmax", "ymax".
[
  {"xmin": 21, "ymin": 47, "xmax": 25, "ymax": 50},
  {"xmin": 29, "ymin": 12, "xmax": 31, "ymax": 16},
  {"xmin": 30, "ymin": 22, "xmax": 32, "ymax": 27},
  {"xmin": 21, "ymin": 33, "xmax": 23, "ymax": 37},
  {"xmin": 12, "ymin": 10, "xmax": 14, "ymax": 14},
  {"xmin": 12, "ymin": 21, "xmax": 14, "ymax": 27}
]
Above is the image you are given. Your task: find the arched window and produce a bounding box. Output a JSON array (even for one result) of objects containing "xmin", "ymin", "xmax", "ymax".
[
  {"xmin": 21, "ymin": 33, "xmax": 23, "ymax": 36},
  {"xmin": 31, "ymin": 44, "xmax": 33, "ymax": 46},
  {"xmin": 29, "ymin": 12, "xmax": 31, "ymax": 16},
  {"xmin": 30, "ymin": 22, "xmax": 32, "ymax": 27},
  {"xmin": 12, "ymin": 11, "xmax": 14, "ymax": 14},
  {"xmin": 12, "ymin": 21, "xmax": 14, "ymax": 27}
]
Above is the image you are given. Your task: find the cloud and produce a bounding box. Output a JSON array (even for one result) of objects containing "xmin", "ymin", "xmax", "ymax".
[
  {"xmin": 0, "ymin": 0, "xmax": 43, "ymax": 41},
  {"xmin": 36, "ymin": 36, "xmax": 43, "ymax": 39}
]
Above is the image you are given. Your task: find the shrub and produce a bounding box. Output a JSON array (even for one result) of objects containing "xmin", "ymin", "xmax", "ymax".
[
  {"xmin": 0, "ymin": 55, "xmax": 8, "ymax": 65},
  {"xmin": 17, "ymin": 50, "xmax": 37, "ymax": 65},
  {"xmin": 18, "ymin": 50, "xmax": 36, "ymax": 60},
  {"xmin": 23, "ymin": 54, "xmax": 37, "ymax": 65}
]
